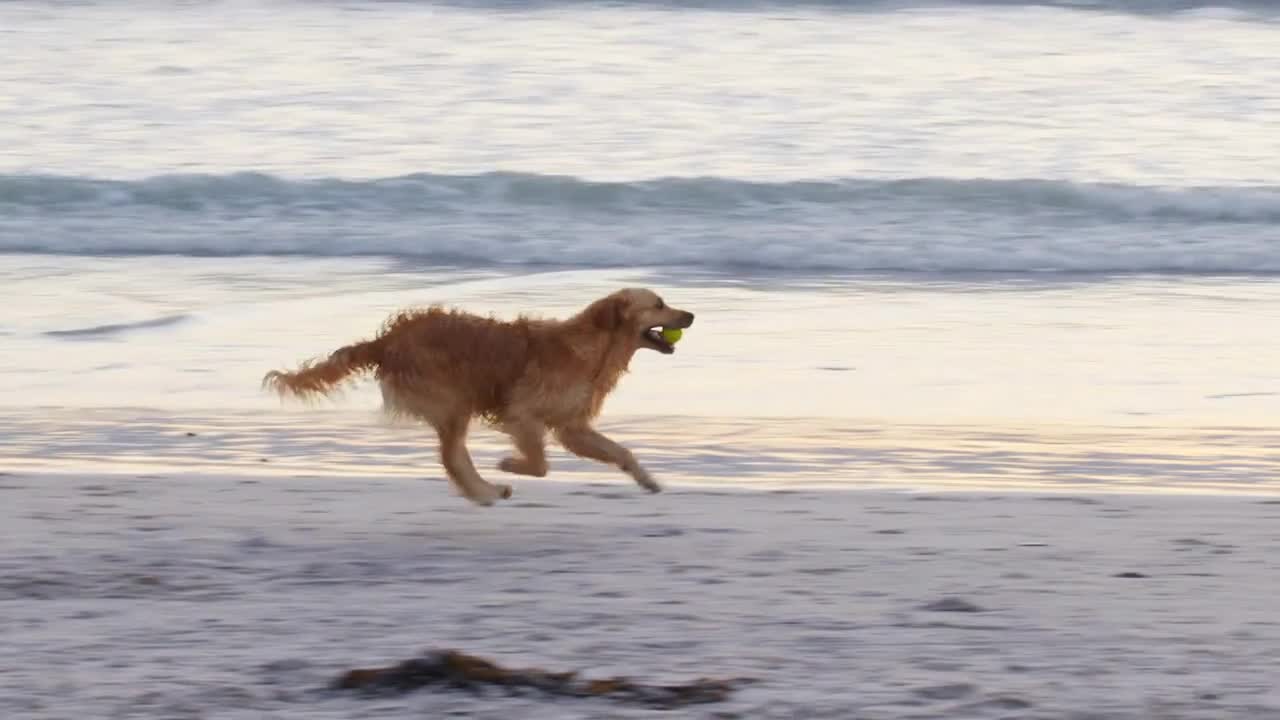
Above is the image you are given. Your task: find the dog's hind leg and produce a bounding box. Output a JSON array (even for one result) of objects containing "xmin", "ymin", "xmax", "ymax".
[
  {"xmin": 556, "ymin": 425, "xmax": 660, "ymax": 493},
  {"xmin": 436, "ymin": 416, "xmax": 512, "ymax": 505},
  {"xmin": 497, "ymin": 417, "xmax": 549, "ymax": 478}
]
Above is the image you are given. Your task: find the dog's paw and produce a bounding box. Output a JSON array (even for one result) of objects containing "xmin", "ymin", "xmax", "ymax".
[
  {"xmin": 462, "ymin": 483, "xmax": 511, "ymax": 507},
  {"xmin": 498, "ymin": 456, "xmax": 547, "ymax": 478},
  {"xmin": 633, "ymin": 471, "xmax": 662, "ymax": 494},
  {"xmin": 465, "ymin": 492, "xmax": 496, "ymax": 507}
]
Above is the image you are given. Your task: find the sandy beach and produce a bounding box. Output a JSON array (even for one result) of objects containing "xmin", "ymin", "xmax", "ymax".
[{"xmin": 4, "ymin": 412, "xmax": 1280, "ymax": 719}]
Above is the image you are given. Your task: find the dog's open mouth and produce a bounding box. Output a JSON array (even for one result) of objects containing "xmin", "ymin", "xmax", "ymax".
[{"xmin": 642, "ymin": 326, "xmax": 677, "ymax": 354}]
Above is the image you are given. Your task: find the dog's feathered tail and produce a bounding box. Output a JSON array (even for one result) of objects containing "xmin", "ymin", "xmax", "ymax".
[{"xmin": 262, "ymin": 338, "xmax": 384, "ymax": 401}]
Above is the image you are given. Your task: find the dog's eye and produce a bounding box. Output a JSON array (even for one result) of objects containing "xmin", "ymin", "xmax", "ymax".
[{"xmin": 655, "ymin": 300, "xmax": 665, "ymax": 310}]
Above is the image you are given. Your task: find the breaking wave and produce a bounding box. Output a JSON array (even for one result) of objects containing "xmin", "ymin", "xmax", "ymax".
[{"xmin": 3, "ymin": 172, "xmax": 1279, "ymax": 274}]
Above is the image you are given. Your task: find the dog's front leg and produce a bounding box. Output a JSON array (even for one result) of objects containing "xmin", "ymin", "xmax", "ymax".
[
  {"xmin": 498, "ymin": 417, "xmax": 549, "ymax": 477},
  {"xmin": 437, "ymin": 417, "xmax": 512, "ymax": 505},
  {"xmin": 556, "ymin": 425, "xmax": 660, "ymax": 493}
]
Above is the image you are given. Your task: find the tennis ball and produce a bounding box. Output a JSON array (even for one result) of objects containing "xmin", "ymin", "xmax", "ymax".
[{"xmin": 660, "ymin": 327, "xmax": 683, "ymax": 344}]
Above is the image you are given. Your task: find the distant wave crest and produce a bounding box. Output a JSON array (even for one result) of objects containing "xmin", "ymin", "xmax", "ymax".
[{"xmin": 2, "ymin": 172, "xmax": 1279, "ymax": 274}]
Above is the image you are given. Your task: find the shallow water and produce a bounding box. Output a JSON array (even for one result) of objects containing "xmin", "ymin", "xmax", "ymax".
[{"xmin": 4, "ymin": 259, "xmax": 1277, "ymax": 427}]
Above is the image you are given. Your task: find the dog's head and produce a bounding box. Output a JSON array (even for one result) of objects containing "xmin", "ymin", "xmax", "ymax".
[{"xmin": 585, "ymin": 288, "xmax": 695, "ymax": 355}]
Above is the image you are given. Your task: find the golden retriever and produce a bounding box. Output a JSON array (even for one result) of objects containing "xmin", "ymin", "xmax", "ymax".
[{"xmin": 262, "ymin": 288, "xmax": 695, "ymax": 505}]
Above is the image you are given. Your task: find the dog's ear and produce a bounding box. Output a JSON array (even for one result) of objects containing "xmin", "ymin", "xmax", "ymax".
[{"xmin": 588, "ymin": 296, "xmax": 627, "ymax": 331}]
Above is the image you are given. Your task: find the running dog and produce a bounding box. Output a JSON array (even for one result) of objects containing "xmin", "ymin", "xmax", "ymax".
[{"xmin": 263, "ymin": 288, "xmax": 694, "ymax": 505}]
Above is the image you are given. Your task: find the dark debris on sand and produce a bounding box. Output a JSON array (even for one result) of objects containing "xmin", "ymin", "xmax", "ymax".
[
  {"xmin": 920, "ymin": 596, "xmax": 987, "ymax": 613},
  {"xmin": 333, "ymin": 649, "xmax": 754, "ymax": 709}
]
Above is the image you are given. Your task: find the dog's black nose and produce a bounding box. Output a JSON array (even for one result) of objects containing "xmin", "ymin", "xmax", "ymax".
[{"xmin": 682, "ymin": 311, "xmax": 695, "ymax": 326}]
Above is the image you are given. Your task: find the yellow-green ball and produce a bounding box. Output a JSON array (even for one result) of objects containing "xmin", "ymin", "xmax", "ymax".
[{"xmin": 661, "ymin": 327, "xmax": 683, "ymax": 344}]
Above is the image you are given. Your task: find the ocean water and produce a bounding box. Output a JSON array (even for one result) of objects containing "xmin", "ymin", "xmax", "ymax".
[{"xmin": 2, "ymin": 0, "xmax": 1279, "ymax": 481}]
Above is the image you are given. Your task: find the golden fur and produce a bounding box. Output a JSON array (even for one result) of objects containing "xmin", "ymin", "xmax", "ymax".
[{"xmin": 263, "ymin": 288, "xmax": 695, "ymax": 505}]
